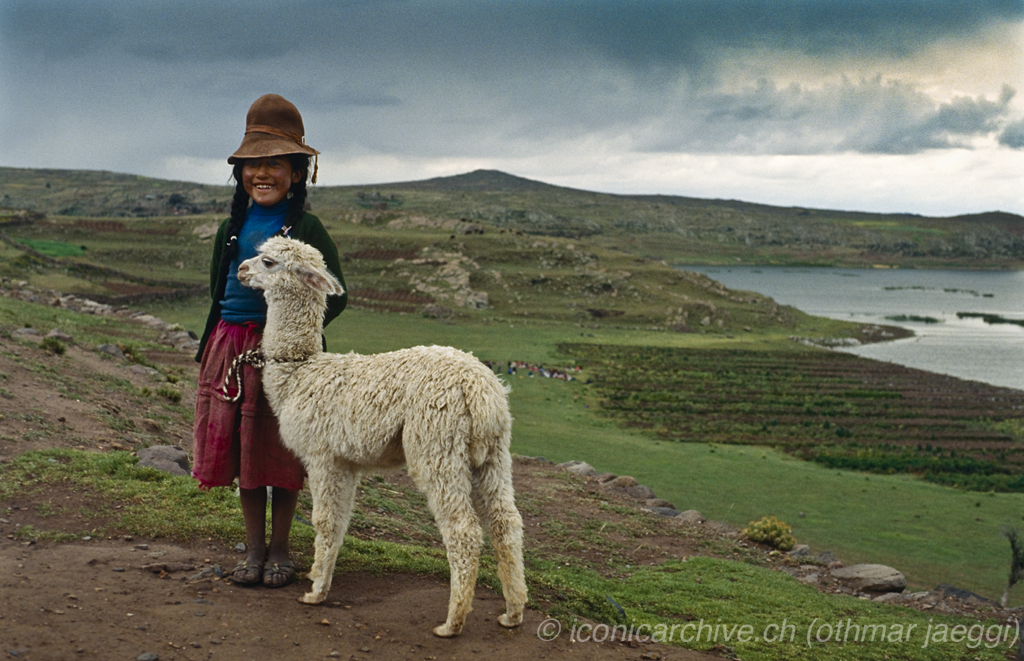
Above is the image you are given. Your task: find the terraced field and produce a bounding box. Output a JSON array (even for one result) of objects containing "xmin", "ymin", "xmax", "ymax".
[{"xmin": 564, "ymin": 344, "xmax": 1024, "ymax": 491}]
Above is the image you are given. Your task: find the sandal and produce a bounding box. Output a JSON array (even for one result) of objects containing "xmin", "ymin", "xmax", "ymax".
[
  {"xmin": 262, "ymin": 560, "xmax": 296, "ymax": 588},
  {"xmin": 231, "ymin": 557, "xmax": 264, "ymax": 586}
]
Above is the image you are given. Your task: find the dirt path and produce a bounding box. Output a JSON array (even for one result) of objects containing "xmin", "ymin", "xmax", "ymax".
[
  {"xmin": 0, "ymin": 329, "xmax": 718, "ymax": 660},
  {"xmin": 0, "ymin": 536, "xmax": 717, "ymax": 661}
]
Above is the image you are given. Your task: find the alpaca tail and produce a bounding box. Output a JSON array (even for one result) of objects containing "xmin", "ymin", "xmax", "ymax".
[{"xmin": 463, "ymin": 362, "xmax": 513, "ymax": 468}]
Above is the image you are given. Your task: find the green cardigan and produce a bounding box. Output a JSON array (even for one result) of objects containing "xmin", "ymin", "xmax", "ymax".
[{"xmin": 194, "ymin": 211, "xmax": 347, "ymax": 362}]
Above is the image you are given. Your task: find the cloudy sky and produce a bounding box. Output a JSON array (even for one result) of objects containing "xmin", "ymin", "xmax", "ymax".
[{"xmin": 2, "ymin": 0, "xmax": 1022, "ymax": 216}]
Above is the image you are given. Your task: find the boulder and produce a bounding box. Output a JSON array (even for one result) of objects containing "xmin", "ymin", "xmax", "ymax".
[
  {"xmin": 97, "ymin": 343, "xmax": 126, "ymax": 359},
  {"xmin": 137, "ymin": 445, "xmax": 190, "ymax": 477},
  {"xmin": 606, "ymin": 475, "xmax": 638, "ymax": 489},
  {"xmin": 45, "ymin": 329, "xmax": 73, "ymax": 343},
  {"xmin": 129, "ymin": 364, "xmax": 162, "ymax": 378},
  {"xmin": 593, "ymin": 472, "xmax": 617, "ymax": 484},
  {"xmin": 831, "ymin": 564, "xmax": 906, "ymax": 593},
  {"xmin": 557, "ymin": 460, "xmax": 597, "ymax": 477},
  {"xmin": 873, "ymin": 591, "xmax": 929, "ymax": 604},
  {"xmin": 12, "ymin": 328, "xmax": 41, "ymax": 338},
  {"xmin": 646, "ymin": 498, "xmax": 675, "ymax": 509},
  {"xmin": 933, "ymin": 584, "xmax": 1000, "ymax": 608},
  {"xmin": 626, "ymin": 484, "xmax": 656, "ymax": 500},
  {"xmin": 160, "ymin": 330, "xmax": 200, "ymax": 352},
  {"xmin": 649, "ymin": 507, "xmax": 681, "ymax": 517},
  {"xmin": 675, "ymin": 510, "xmax": 705, "ymax": 525},
  {"xmin": 788, "ymin": 544, "xmax": 811, "ymax": 557}
]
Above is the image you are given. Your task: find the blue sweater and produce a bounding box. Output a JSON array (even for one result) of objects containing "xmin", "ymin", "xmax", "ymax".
[{"xmin": 219, "ymin": 200, "xmax": 288, "ymax": 324}]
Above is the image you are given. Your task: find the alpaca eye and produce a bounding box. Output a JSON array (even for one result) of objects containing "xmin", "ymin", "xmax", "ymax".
[{"xmin": 262, "ymin": 258, "xmax": 275, "ymax": 268}]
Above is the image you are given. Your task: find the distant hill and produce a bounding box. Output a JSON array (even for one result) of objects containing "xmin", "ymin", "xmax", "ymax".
[
  {"xmin": 3, "ymin": 166, "xmax": 1024, "ymax": 268},
  {"xmin": 380, "ymin": 169, "xmax": 566, "ymax": 193}
]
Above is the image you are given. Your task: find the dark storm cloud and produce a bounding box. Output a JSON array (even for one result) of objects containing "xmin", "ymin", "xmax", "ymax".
[
  {"xmin": 0, "ymin": 0, "xmax": 1021, "ymax": 172},
  {"xmin": 1001, "ymin": 119, "xmax": 1024, "ymax": 148},
  {"xmin": 5, "ymin": 0, "xmax": 1021, "ymax": 73}
]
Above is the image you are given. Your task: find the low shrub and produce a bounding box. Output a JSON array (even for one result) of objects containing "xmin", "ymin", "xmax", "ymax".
[{"xmin": 742, "ymin": 515, "xmax": 796, "ymax": 551}]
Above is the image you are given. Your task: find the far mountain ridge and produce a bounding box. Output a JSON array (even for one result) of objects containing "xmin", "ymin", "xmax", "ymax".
[
  {"xmin": 0, "ymin": 165, "xmax": 1020, "ymax": 224},
  {"xmin": 3, "ymin": 165, "xmax": 1024, "ymax": 267},
  {"xmin": 361, "ymin": 168, "xmax": 1024, "ymax": 223}
]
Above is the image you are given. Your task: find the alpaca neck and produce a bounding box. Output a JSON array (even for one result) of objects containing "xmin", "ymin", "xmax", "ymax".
[{"xmin": 261, "ymin": 289, "xmax": 326, "ymax": 361}]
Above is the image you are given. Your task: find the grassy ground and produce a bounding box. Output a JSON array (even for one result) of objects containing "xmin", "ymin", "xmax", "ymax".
[
  {"xmin": 1, "ymin": 448, "xmax": 1015, "ymax": 661},
  {"xmin": 505, "ymin": 372, "xmax": 1024, "ymax": 604},
  {"xmin": 131, "ymin": 299, "xmax": 1024, "ymax": 605},
  {"xmin": 4, "ymin": 169, "xmax": 1024, "ymax": 629}
]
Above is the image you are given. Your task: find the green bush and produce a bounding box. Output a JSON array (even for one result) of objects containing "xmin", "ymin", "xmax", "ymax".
[
  {"xmin": 40, "ymin": 337, "xmax": 66, "ymax": 355},
  {"xmin": 156, "ymin": 386, "xmax": 182, "ymax": 403},
  {"xmin": 742, "ymin": 515, "xmax": 796, "ymax": 551}
]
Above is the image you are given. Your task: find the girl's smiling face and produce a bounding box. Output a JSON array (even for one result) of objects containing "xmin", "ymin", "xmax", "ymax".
[{"xmin": 241, "ymin": 157, "xmax": 302, "ymax": 207}]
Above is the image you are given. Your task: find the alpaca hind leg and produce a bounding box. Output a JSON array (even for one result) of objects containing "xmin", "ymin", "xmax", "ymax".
[
  {"xmin": 300, "ymin": 467, "xmax": 358, "ymax": 604},
  {"xmin": 473, "ymin": 456, "xmax": 527, "ymax": 628},
  {"xmin": 428, "ymin": 482, "xmax": 483, "ymax": 637}
]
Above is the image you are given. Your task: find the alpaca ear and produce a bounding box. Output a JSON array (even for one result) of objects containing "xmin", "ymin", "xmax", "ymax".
[{"xmin": 296, "ymin": 264, "xmax": 346, "ymax": 296}]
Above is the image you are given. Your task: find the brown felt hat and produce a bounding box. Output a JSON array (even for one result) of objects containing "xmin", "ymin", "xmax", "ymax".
[{"xmin": 228, "ymin": 94, "xmax": 320, "ymax": 181}]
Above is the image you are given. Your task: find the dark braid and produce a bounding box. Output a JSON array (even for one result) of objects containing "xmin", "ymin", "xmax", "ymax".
[
  {"xmin": 285, "ymin": 154, "xmax": 310, "ymax": 230},
  {"xmin": 223, "ymin": 162, "xmax": 250, "ymax": 264}
]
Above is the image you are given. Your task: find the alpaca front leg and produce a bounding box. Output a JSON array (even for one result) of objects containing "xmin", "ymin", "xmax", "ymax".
[{"xmin": 300, "ymin": 467, "xmax": 359, "ymax": 605}]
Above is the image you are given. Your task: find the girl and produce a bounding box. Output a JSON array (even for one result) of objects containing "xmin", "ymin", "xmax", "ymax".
[{"xmin": 193, "ymin": 94, "xmax": 347, "ymax": 588}]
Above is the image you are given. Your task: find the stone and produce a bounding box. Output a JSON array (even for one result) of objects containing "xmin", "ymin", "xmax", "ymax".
[
  {"xmin": 625, "ymin": 484, "xmax": 656, "ymax": 500},
  {"xmin": 649, "ymin": 507, "xmax": 681, "ymax": 517},
  {"xmin": 933, "ymin": 583, "xmax": 1000, "ymax": 608},
  {"xmin": 97, "ymin": 343, "xmax": 126, "ymax": 359},
  {"xmin": 12, "ymin": 328, "xmax": 41, "ymax": 337},
  {"xmin": 137, "ymin": 653, "xmax": 159, "ymax": 661},
  {"xmin": 675, "ymin": 510, "xmax": 705, "ymax": 524},
  {"xmin": 593, "ymin": 472, "xmax": 617, "ymax": 484},
  {"xmin": 817, "ymin": 551, "xmax": 837, "ymax": 564},
  {"xmin": 133, "ymin": 314, "xmax": 173, "ymax": 331},
  {"xmin": 831, "ymin": 564, "xmax": 907, "ymax": 593},
  {"xmin": 558, "ymin": 460, "xmax": 596, "ymax": 477},
  {"xmin": 141, "ymin": 562, "xmax": 195, "ymax": 574},
  {"xmin": 160, "ymin": 330, "xmax": 200, "ymax": 352},
  {"xmin": 137, "ymin": 445, "xmax": 190, "ymax": 477},
  {"xmin": 130, "ymin": 364, "xmax": 162, "ymax": 378},
  {"xmin": 788, "ymin": 544, "xmax": 811, "ymax": 557},
  {"xmin": 188, "ymin": 565, "xmax": 225, "ymax": 581},
  {"xmin": 45, "ymin": 329, "xmax": 73, "ymax": 342},
  {"xmin": 607, "ymin": 475, "xmax": 638, "ymax": 489},
  {"xmin": 646, "ymin": 498, "xmax": 675, "ymax": 509}
]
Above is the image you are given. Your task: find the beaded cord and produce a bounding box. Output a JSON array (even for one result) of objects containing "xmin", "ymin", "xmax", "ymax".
[{"xmin": 216, "ymin": 349, "xmax": 267, "ymax": 402}]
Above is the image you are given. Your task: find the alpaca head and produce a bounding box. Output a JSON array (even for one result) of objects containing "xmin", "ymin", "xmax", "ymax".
[{"xmin": 238, "ymin": 236, "xmax": 345, "ymax": 299}]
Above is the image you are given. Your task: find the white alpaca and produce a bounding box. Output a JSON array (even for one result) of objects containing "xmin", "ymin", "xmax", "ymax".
[{"xmin": 236, "ymin": 236, "xmax": 526, "ymax": 637}]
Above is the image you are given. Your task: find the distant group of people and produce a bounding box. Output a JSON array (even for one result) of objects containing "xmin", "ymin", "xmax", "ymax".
[{"xmin": 481, "ymin": 360, "xmax": 582, "ymax": 381}]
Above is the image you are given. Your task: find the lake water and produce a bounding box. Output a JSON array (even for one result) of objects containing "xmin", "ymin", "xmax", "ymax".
[{"xmin": 682, "ymin": 266, "xmax": 1024, "ymax": 392}]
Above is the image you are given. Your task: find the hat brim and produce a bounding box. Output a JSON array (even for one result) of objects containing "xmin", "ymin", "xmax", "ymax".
[{"xmin": 228, "ymin": 132, "xmax": 319, "ymax": 164}]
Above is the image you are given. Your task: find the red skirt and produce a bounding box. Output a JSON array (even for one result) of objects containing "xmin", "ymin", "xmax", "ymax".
[{"xmin": 192, "ymin": 320, "xmax": 305, "ymax": 490}]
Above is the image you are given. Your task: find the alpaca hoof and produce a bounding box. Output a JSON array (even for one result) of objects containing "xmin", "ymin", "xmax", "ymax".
[
  {"xmin": 299, "ymin": 592, "xmax": 325, "ymax": 605},
  {"xmin": 498, "ymin": 613, "xmax": 522, "ymax": 628},
  {"xmin": 433, "ymin": 623, "xmax": 461, "ymax": 638}
]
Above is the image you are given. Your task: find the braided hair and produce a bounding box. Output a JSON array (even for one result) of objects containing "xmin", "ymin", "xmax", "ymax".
[{"xmin": 219, "ymin": 154, "xmax": 310, "ymax": 269}]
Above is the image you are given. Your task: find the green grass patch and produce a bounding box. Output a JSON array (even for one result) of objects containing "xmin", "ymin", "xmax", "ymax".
[{"xmin": 18, "ymin": 238, "xmax": 85, "ymax": 257}]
